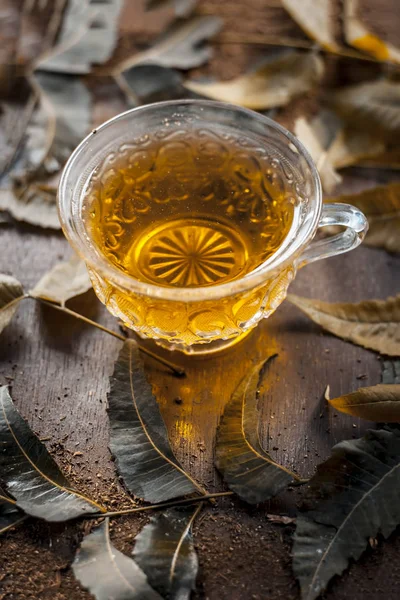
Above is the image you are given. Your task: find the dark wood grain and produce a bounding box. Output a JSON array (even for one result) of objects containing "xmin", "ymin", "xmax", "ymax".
[{"xmin": 1, "ymin": 1, "xmax": 400, "ymax": 599}]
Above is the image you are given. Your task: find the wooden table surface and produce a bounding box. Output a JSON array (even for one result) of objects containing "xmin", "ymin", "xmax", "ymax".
[{"xmin": 1, "ymin": 2, "xmax": 400, "ymax": 599}]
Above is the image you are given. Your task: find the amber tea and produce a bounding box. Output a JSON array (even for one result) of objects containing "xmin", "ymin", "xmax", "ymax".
[{"xmin": 83, "ymin": 134, "xmax": 294, "ymax": 289}]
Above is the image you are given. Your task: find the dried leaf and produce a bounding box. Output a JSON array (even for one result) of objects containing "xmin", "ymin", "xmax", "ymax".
[
  {"xmin": 281, "ymin": 0, "xmax": 338, "ymax": 51},
  {"xmin": 0, "ymin": 387, "xmax": 103, "ymax": 521},
  {"xmin": 30, "ymin": 254, "xmax": 92, "ymax": 306},
  {"xmin": 117, "ymin": 64, "xmax": 185, "ymax": 107},
  {"xmin": 215, "ymin": 357, "xmax": 299, "ymax": 504},
  {"xmin": 116, "ymin": 16, "xmax": 222, "ymax": 72},
  {"xmin": 36, "ymin": 0, "xmax": 123, "ymax": 74},
  {"xmin": 293, "ymin": 427, "xmax": 400, "ymax": 600},
  {"xmin": 0, "ymin": 488, "xmax": 26, "ymax": 535},
  {"xmin": 144, "ymin": 0, "xmax": 198, "ymax": 17},
  {"xmin": 294, "ymin": 116, "xmax": 341, "ymax": 193},
  {"xmin": 344, "ymin": 0, "xmax": 400, "ymax": 63},
  {"xmin": 184, "ymin": 51, "xmax": 324, "ymax": 110},
  {"xmin": 382, "ymin": 360, "xmax": 400, "ymax": 384},
  {"xmin": 266, "ymin": 513, "xmax": 296, "ymax": 525},
  {"xmin": 328, "ymin": 182, "xmax": 400, "ymax": 253},
  {"xmin": 0, "ymin": 274, "xmax": 24, "ymax": 335},
  {"xmin": 108, "ymin": 339, "xmax": 203, "ymax": 502},
  {"xmin": 0, "ymin": 186, "xmax": 60, "ymax": 229},
  {"xmin": 333, "ymin": 79, "xmax": 400, "ymax": 141},
  {"xmin": 328, "ymin": 384, "xmax": 400, "ymax": 422},
  {"xmin": 134, "ymin": 506, "xmax": 200, "ymax": 600},
  {"xmin": 73, "ymin": 519, "xmax": 162, "ymax": 600},
  {"xmin": 0, "ymin": 1, "xmax": 20, "ymax": 94},
  {"xmin": 18, "ymin": 0, "xmax": 67, "ymax": 67},
  {"xmin": 326, "ymin": 127, "xmax": 386, "ymax": 170},
  {"xmin": 287, "ymin": 294, "xmax": 400, "ymax": 356}
]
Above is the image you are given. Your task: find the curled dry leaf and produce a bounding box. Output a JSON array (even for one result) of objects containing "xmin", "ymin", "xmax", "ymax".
[
  {"xmin": 293, "ymin": 427, "xmax": 400, "ymax": 600},
  {"xmin": 73, "ymin": 519, "xmax": 162, "ymax": 600},
  {"xmin": 144, "ymin": 0, "xmax": 198, "ymax": 17},
  {"xmin": 0, "ymin": 186, "xmax": 60, "ymax": 229},
  {"xmin": 36, "ymin": 0, "xmax": 123, "ymax": 74},
  {"xmin": 328, "ymin": 182, "xmax": 400, "ymax": 253},
  {"xmin": 294, "ymin": 116, "xmax": 341, "ymax": 193},
  {"xmin": 266, "ymin": 513, "xmax": 296, "ymax": 525},
  {"xmin": 30, "ymin": 254, "xmax": 92, "ymax": 306},
  {"xmin": 0, "ymin": 488, "xmax": 26, "ymax": 535},
  {"xmin": 382, "ymin": 360, "xmax": 400, "ymax": 384},
  {"xmin": 0, "ymin": 387, "xmax": 104, "ymax": 521},
  {"xmin": 116, "ymin": 16, "xmax": 222, "ymax": 72},
  {"xmin": 134, "ymin": 506, "xmax": 200, "ymax": 600},
  {"xmin": 117, "ymin": 64, "xmax": 185, "ymax": 107},
  {"xmin": 333, "ymin": 79, "xmax": 400, "ymax": 141},
  {"xmin": 281, "ymin": 0, "xmax": 338, "ymax": 51},
  {"xmin": 108, "ymin": 339, "xmax": 204, "ymax": 502},
  {"xmin": 344, "ymin": 0, "xmax": 400, "ymax": 63},
  {"xmin": 184, "ymin": 51, "xmax": 324, "ymax": 111},
  {"xmin": 0, "ymin": 274, "xmax": 24, "ymax": 334},
  {"xmin": 215, "ymin": 357, "xmax": 299, "ymax": 504},
  {"xmin": 288, "ymin": 293, "xmax": 400, "ymax": 356},
  {"xmin": 328, "ymin": 384, "xmax": 400, "ymax": 422}
]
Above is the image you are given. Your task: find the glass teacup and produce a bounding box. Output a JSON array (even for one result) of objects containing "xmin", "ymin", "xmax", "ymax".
[{"xmin": 58, "ymin": 100, "xmax": 368, "ymax": 355}]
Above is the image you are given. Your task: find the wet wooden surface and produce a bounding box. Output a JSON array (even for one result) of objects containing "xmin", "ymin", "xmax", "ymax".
[{"xmin": 1, "ymin": 1, "xmax": 400, "ymax": 599}]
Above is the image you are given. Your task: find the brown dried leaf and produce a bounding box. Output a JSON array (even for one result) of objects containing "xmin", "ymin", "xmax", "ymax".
[
  {"xmin": 344, "ymin": 0, "xmax": 400, "ymax": 63},
  {"xmin": 326, "ymin": 127, "xmax": 386, "ymax": 170},
  {"xmin": 0, "ymin": 274, "xmax": 24, "ymax": 335},
  {"xmin": 30, "ymin": 254, "xmax": 92, "ymax": 306},
  {"xmin": 328, "ymin": 384, "xmax": 400, "ymax": 422},
  {"xmin": 328, "ymin": 182, "xmax": 400, "ymax": 253},
  {"xmin": 0, "ymin": 185, "xmax": 60, "ymax": 229},
  {"xmin": 281, "ymin": 0, "xmax": 339, "ymax": 50},
  {"xmin": 288, "ymin": 294, "xmax": 400, "ymax": 356},
  {"xmin": 185, "ymin": 51, "xmax": 324, "ymax": 110}
]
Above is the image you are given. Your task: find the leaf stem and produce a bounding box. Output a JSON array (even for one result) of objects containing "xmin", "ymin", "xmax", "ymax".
[
  {"xmin": 29, "ymin": 296, "xmax": 185, "ymax": 377},
  {"xmin": 86, "ymin": 491, "xmax": 235, "ymax": 519}
]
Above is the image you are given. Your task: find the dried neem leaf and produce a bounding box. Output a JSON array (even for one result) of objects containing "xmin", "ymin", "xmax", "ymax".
[
  {"xmin": 293, "ymin": 427, "xmax": 400, "ymax": 600},
  {"xmin": 116, "ymin": 16, "xmax": 222, "ymax": 72},
  {"xmin": 0, "ymin": 274, "xmax": 24, "ymax": 335},
  {"xmin": 382, "ymin": 360, "xmax": 400, "ymax": 384},
  {"xmin": 144, "ymin": 0, "xmax": 198, "ymax": 17},
  {"xmin": 333, "ymin": 79, "xmax": 400, "ymax": 141},
  {"xmin": 344, "ymin": 0, "xmax": 400, "ymax": 63},
  {"xmin": 30, "ymin": 254, "xmax": 92, "ymax": 306},
  {"xmin": 328, "ymin": 384, "xmax": 400, "ymax": 422},
  {"xmin": 36, "ymin": 0, "xmax": 123, "ymax": 74},
  {"xmin": 0, "ymin": 387, "xmax": 104, "ymax": 521},
  {"xmin": 294, "ymin": 115, "xmax": 341, "ymax": 193},
  {"xmin": 108, "ymin": 339, "xmax": 204, "ymax": 502},
  {"xmin": 184, "ymin": 51, "xmax": 324, "ymax": 111},
  {"xmin": 281, "ymin": 0, "xmax": 338, "ymax": 51},
  {"xmin": 117, "ymin": 64, "xmax": 186, "ymax": 107},
  {"xmin": 134, "ymin": 506, "xmax": 200, "ymax": 600},
  {"xmin": 215, "ymin": 357, "xmax": 299, "ymax": 504},
  {"xmin": 328, "ymin": 182, "xmax": 400, "ymax": 253},
  {"xmin": 0, "ymin": 488, "xmax": 26, "ymax": 535},
  {"xmin": 73, "ymin": 519, "xmax": 162, "ymax": 600},
  {"xmin": 287, "ymin": 294, "xmax": 400, "ymax": 356}
]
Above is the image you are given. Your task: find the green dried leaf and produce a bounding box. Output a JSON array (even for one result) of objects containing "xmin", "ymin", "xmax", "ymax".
[
  {"xmin": 134, "ymin": 506, "xmax": 200, "ymax": 600},
  {"xmin": 281, "ymin": 0, "xmax": 338, "ymax": 51},
  {"xmin": 117, "ymin": 64, "xmax": 185, "ymax": 107},
  {"xmin": 73, "ymin": 519, "xmax": 162, "ymax": 600},
  {"xmin": 108, "ymin": 339, "xmax": 204, "ymax": 502},
  {"xmin": 185, "ymin": 51, "xmax": 324, "ymax": 110},
  {"xmin": 333, "ymin": 79, "xmax": 400, "ymax": 141},
  {"xmin": 288, "ymin": 294, "xmax": 400, "ymax": 356},
  {"xmin": 0, "ymin": 274, "xmax": 24, "ymax": 335},
  {"xmin": 36, "ymin": 0, "xmax": 123, "ymax": 74},
  {"xmin": 116, "ymin": 16, "xmax": 222, "ymax": 72},
  {"xmin": 328, "ymin": 384, "xmax": 400, "ymax": 422},
  {"xmin": 0, "ymin": 488, "xmax": 26, "ymax": 535},
  {"xmin": 30, "ymin": 254, "xmax": 92, "ymax": 306},
  {"xmin": 328, "ymin": 182, "xmax": 400, "ymax": 253},
  {"xmin": 293, "ymin": 427, "xmax": 400, "ymax": 600},
  {"xmin": 144, "ymin": 0, "xmax": 197, "ymax": 17},
  {"xmin": 382, "ymin": 360, "xmax": 400, "ymax": 384},
  {"xmin": 215, "ymin": 357, "xmax": 299, "ymax": 504},
  {"xmin": 0, "ymin": 387, "xmax": 104, "ymax": 521}
]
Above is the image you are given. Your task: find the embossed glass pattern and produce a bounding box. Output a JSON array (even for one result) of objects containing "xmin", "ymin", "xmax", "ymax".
[{"xmin": 58, "ymin": 100, "xmax": 368, "ymax": 354}]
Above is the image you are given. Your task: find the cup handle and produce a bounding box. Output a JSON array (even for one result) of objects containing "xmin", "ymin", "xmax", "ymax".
[{"xmin": 296, "ymin": 203, "xmax": 368, "ymax": 268}]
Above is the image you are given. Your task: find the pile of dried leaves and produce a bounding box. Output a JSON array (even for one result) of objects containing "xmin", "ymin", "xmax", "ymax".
[{"xmin": 1, "ymin": 1, "xmax": 400, "ymax": 600}]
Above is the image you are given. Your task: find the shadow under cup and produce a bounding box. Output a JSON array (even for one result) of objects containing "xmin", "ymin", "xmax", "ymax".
[{"xmin": 58, "ymin": 100, "xmax": 367, "ymax": 355}]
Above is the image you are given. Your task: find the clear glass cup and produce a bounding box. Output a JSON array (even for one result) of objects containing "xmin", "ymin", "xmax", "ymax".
[{"xmin": 58, "ymin": 100, "xmax": 368, "ymax": 355}]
